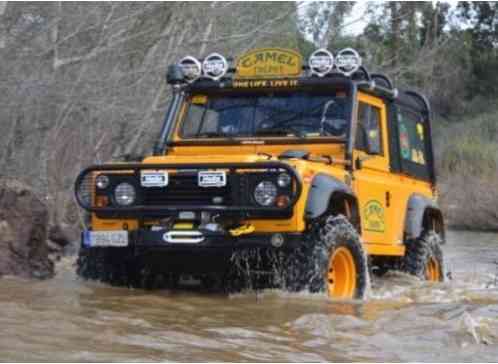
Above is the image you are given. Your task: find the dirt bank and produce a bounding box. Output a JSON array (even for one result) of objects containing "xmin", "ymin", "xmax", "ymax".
[
  {"xmin": 439, "ymin": 175, "xmax": 498, "ymax": 232},
  {"xmin": 0, "ymin": 178, "xmax": 54, "ymax": 279}
]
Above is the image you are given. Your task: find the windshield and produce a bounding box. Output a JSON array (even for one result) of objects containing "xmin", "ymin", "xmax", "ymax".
[{"xmin": 179, "ymin": 90, "xmax": 351, "ymax": 140}]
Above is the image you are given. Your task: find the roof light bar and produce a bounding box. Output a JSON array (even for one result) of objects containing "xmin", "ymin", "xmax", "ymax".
[
  {"xmin": 178, "ymin": 56, "xmax": 202, "ymax": 83},
  {"xmin": 336, "ymin": 48, "xmax": 362, "ymax": 76},
  {"xmin": 309, "ymin": 49, "xmax": 335, "ymax": 77},
  {"xmin": 176, "ymin": 47, "xmax": 363, "ymax": 83},
  {"xmin": 202, "ymin": 53, "xmax": 228, "ymax": 81}
]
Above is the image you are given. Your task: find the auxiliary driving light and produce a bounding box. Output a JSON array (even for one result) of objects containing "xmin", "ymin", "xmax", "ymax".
[
  {"xmin": 336, "ymin": 48, "xmax": 362, "ymax": 76},
  {"xmin": 95, "ymin": 174, "xmax": 110, "ymax": 189},
  {"xmin": 179, "ymin": 56, "xmax": 202, "ymax": 82},
  {"xmin": 202, "ymin": 53, "xmax": 228, "ymax": 80},
  {"xmin": 277, "ymin": 173, "xmax": 291, "ymax": 187},
  {"xmin": 309, "ymin": 48, "xmax": 335, "ymax": 77}
]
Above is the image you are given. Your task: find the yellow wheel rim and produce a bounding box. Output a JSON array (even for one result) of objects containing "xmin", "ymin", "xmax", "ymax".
[
  {"xmin": 327, "ymin": 247, "xmax": 356, "ymax": 299},
  {"xmin": 426, "ymin": 257, "xmax": 441, "ymax": 281}
]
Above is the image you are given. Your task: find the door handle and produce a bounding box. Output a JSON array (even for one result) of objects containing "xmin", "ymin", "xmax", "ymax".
[{"xmin": 385, "ymin": 191, "xmax": 391, "ymax": 207}]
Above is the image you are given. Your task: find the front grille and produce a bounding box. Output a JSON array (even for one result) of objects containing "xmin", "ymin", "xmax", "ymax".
[
  {"xmin": 141, "ymin": 173, "xmax": 233, "ymax": 206},
  {"xmin": 75, "ymin": 162, "xmax": 300, "ymax": 220}
]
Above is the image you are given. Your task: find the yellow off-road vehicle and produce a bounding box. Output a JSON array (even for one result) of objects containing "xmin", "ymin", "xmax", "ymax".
[{"xmin": 75, "ymin": 48, "xmax": 445, "ymax": 299}]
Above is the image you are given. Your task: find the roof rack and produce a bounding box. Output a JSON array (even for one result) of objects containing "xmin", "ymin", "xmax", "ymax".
[{"xmin": 168, "ymin": 48, "xmax": 430, "ymax": 116}]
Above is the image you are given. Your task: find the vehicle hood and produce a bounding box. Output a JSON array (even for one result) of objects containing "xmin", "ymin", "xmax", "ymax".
[
  {"xmin": 142, "ymin": 154, "xmax": 274, "ymax": 165},
  {"xmin": 141, "ymin": 154, "xmax": 346, "ymax": 181}
]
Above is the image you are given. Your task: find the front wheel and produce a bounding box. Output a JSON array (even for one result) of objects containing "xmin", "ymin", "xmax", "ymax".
[
  {"xmin": 77, "ymin": 246, "xmax": 140, "ymax": 287},
  {"xmin": 307, "ymin": 215, "xmax": 369, "ymax": 299}
]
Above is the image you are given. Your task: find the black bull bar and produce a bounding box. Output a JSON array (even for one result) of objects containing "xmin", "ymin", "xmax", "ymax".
[{"xmin": 74, "ymin": 161, "xmax": 303, "ymax": 218}]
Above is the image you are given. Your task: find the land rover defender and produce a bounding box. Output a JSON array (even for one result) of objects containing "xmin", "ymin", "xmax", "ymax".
[{"xmin": 75, "ymin": 47, "xmax": 445, "ymax": 299}]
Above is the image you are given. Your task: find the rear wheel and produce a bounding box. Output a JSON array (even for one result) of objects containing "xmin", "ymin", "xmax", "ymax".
[
  {"xmin": 403, "ymin": 230, "xmax": 444, "ymax": 282},
  {"xmin": 305, "ymin": 215, "xmax": 369, "ymax": 299}
]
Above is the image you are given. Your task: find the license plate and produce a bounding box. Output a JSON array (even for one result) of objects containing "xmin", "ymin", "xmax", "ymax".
[
  {"xmin": 198, "ymin": 171, "xmax": 226, "ymax": 187},
  {"xmin": 83, "ymin": 230, "xmax": 128, "ymax": 247},
  {"xmin": 141, "ymin": 170, "xmax": 168, "ymax": 187}
]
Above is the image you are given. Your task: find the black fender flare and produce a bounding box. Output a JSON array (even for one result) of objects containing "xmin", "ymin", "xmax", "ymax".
[
  {"xmin": 304, "ymin": 173, "xmax": 355, "ymax": 220},
  {"xmin": 405, "ymin": 193, "xmax": 445, "ymax": 242}
]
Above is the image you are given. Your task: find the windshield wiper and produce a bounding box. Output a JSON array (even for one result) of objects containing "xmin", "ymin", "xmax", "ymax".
[
  {"xmin": 255, "ymin": 100, "xmax": 335, "ymax": 136},
  {"xmin": 195, "ymin": 131, "xmax": 236, "ymax": 139},
  {"xmin": 254, "ymin": 126, "xmax": 305, "ymax": 138}
]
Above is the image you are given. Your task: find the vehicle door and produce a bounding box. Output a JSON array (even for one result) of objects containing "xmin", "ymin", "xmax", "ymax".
[{"xmin": 352, "ymin": 92, "xmax": 396, "ymax": 246}]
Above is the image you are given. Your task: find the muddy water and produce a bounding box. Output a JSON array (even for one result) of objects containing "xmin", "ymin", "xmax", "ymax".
[{"xmin": 1, "ymin": 231, "xmax": 497, "ymax": 362}]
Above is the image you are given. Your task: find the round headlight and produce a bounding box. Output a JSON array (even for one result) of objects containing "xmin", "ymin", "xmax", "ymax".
[
  {"xmin": 95, "ymin": 174, "xmax": 110, "ymax": 189},
  {"xmin": 254, "ymin": 181, "xmax": 277, "ymax": 206},
  {"xmin": 277, "ymin": 173, "xmax": 291, "ymax": 187},
  {"xmin": 114, "ymin": 183, "xmax": 136, "ymax": 206}
]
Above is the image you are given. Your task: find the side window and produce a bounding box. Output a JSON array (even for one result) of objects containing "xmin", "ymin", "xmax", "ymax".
[
  {"xmin": 356, "ymin": 102, "xmax": 383, "ymax": 155},
  {"xmin": 398, "ymin": 109, "xmax": 427, "ymax": 165},
  {"xmin": 397, "ymin": 106, "xmax": 431, "ymax": 180}
]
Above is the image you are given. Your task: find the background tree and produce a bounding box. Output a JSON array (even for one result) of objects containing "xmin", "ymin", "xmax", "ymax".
[
  {"xmin": 458, "ymin": 1, "xmax": 498, "ymax": 97},
  {"xmin": 0, "ymin": 1, "xmax": 496, "ymax": 230}
]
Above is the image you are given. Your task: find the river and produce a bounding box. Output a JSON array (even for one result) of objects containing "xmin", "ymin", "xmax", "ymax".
[{"xmin": 1, "ymin": 230, "xmax": 497, "ymax": 362}]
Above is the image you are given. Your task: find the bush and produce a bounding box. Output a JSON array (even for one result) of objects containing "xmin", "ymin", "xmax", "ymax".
[{"xmin": 435, "ymin": 105, "xmax": 498, "ymax": 230}]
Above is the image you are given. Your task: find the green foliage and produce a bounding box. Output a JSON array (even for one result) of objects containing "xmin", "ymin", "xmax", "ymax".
[
  {"xmin": 297, "ymin": 1, "xmax": 497, "ymax": 115},
  {"xmin": 296, "ymin": 34, "xmax": 316, "ymax": 59},
  {"xmin": 457, "ymin": 2, "xmax": 498, "ymax": 99},
  {"xmin": 437, "ymin": 107, "xmax": 498, "ymax": 177},
  {"xmin": 440, "ymin": 137, "xmax": 498, "ymax": 176},
  {"xmin": 297, "ymin": 1, "xmax": 354, "ymax": 47}
]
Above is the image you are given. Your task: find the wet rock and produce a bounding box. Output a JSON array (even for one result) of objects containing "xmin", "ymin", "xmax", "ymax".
[
  {"xmin": 62, "ymin": 239, "xmax": 80, "ymax": 256},
  {"xmin": 48, "ymin": 223, "xmax": 79, "ymax": 256},
  {"xmin": 0, "ymin": 178, "xmax": 54, "ymax": 279},
  {"xmin": 48, "ymin": 224, "xmax": 73, "ymax": 247},
  {"xmin": 47, "ymin": 240, "xmax": 63, "ymax": 263},
  {"xmin": 48, "ymin": 224, "xmax": 80, "ymax": 255},
  {"xmin": 47, "ymin": 240, "xmax": 63, "ymax": 253}
]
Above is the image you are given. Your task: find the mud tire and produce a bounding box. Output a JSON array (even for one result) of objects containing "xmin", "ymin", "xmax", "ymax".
[
  {"xmin": 77, "ymin": 246, "xmax": 140, "ymax": 287},
  {"xmin": 403, "ymin": 230, "xmax": 444, "ymax": 281},
  {"xmin": 287, "ymin": 215, "xmax": 368, "ymax": 299}
]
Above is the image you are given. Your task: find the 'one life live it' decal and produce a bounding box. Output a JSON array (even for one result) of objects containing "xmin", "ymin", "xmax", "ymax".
[{"xmin": 363, "ymin": 200, "xmax": 385, "ymax": 232}]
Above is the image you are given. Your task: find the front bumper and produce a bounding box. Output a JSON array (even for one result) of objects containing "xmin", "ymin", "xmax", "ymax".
[
  {"xmin": 82, "ymin": 228, "xmax": 304, "ymax": 251},
  {"xmin": 82, "ymin": 229, "xmax": 304, "ymax": 274},
  {"xmin": 137, "ymin": 229, "xmax": 302, "ymax": 250}
]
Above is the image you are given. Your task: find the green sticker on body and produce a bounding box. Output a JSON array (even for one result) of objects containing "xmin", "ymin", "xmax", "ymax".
[{"xmin": 364, "ymin": 200, "xmax": 385, "ymax": 232}]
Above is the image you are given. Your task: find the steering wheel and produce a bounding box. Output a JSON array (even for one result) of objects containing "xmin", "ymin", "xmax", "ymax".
[
  {"xmin": 258, "ymin": 120, "xmax": 308, "ymax": 137},
  {"xmin": 322, "ymin": 118, "xmax": 347, "ymax": 137}
]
